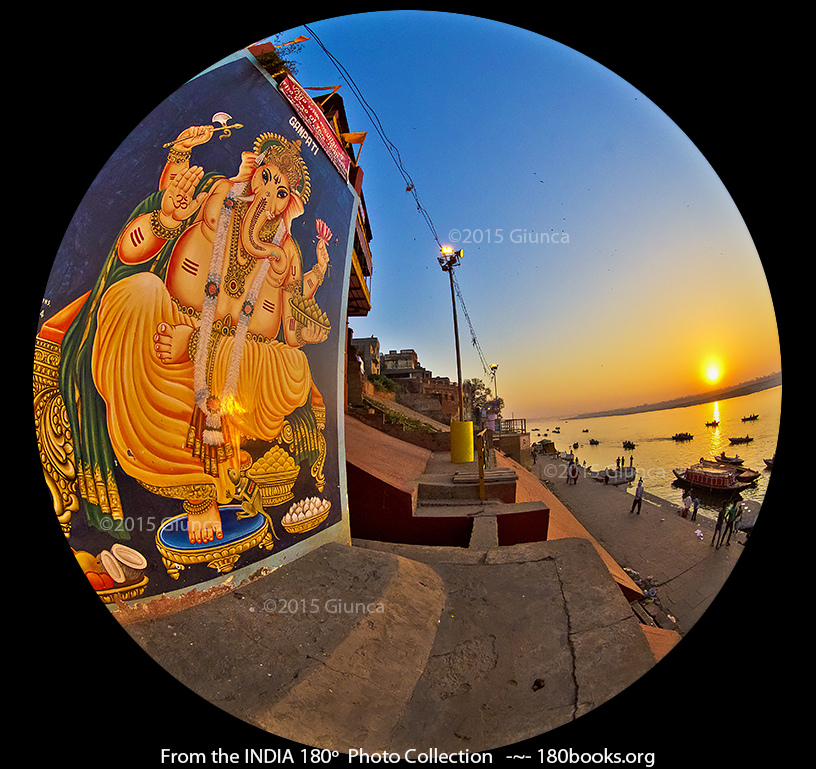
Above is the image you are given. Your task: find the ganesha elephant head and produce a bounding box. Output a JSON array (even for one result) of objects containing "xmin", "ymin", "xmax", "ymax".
[{"xmin": 240, "ymin": 133, "xmax": 311, "ymax": 262}]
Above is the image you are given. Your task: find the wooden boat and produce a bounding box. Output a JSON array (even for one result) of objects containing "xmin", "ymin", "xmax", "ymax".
[
  {"xmin": 714, "ymin": 452, "xmax": 743, "ymax": 465},
  {"xmin": 622, "ymin": 440, "xmax": 635, "ymax": 450},
  {"xmin": 672, "ymin": 432, "xmax": 693, "ymax": 441},
  {"xmin": 729, "ymin": 435, "xmax": 753, "ymax": 444},
  {"xmin": 742, "ymin": 414, "xmax": 759, "ymax": 421},
  {"xmin": 590, "ymin": 466, "xmax": 635, "ymax": 485},
  {"xmin": 705, "ymin": 420, "xmax": 719, "ymax": 427},
  {"xmin": 699, "ymin": 458, "xmax": 760, "ymax": 483},
  {"xmin": 764, "ymin": 455, "xmax": 774, "ymax": 469},
  {"xmin": 672, "ymin": 464, "xmax": 753, "ymax": 493},
  {"xmin": 589, "ymin": 438, "xmax": 599, "ymax": 445}
]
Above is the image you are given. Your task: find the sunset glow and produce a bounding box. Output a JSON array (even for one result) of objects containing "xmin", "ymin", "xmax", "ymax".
[{"xmin": 703, "ymin": 360, "xmax": 723, "ymax": 385}]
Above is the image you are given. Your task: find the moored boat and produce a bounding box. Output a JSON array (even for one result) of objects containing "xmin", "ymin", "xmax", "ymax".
[
  {"xmin": 589, "ymin": 466, "xmax": 635, "ymax": 485},
  {"xmin": 700, "ymin": 458, "xmax": 760, "ymax": 483},
  {"xmin": 672, "ymin": 464, "xmax": 753, "ymax": 493},
  {"xmin": 737, "ymin": 499, "xmax": 761, "ymax": 535}
]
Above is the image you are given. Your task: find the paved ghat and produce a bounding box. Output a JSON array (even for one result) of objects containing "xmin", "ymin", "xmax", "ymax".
[{"xmin": 528, "ymin": 453, "xmax": 747, "ymax": 635}]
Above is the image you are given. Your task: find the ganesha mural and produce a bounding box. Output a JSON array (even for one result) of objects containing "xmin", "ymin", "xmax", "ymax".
[{"xmin": 34, "ymin": 52, "xmax": 356, "ymax": 605}]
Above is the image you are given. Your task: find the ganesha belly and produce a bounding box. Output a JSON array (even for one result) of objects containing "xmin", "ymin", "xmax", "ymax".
[{"xmin": 87, "ymin": 128, "xmax": 332, "ymax": 545}]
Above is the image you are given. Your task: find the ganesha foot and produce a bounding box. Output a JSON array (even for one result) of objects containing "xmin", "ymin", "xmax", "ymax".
[{"xmin": 184, "ymin": 498, "xmax": 223, "ymax": 544}]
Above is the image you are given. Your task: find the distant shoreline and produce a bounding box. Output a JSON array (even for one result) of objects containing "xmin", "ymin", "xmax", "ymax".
[{"xmin": 566, "ymin": 372, "xmax": 781, "ymax": 421}]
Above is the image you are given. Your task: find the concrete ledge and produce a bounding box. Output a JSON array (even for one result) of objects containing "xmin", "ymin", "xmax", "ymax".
[
  {"xmin": 125, "ymin": 542, "xmax": 446, "ymax": 753},
  {"xmin": 124, "ymin": 537, "xmax": 657, "ymax": 753}
]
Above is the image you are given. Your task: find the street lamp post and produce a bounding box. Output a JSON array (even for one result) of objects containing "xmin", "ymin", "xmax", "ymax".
[
  {"xmin": 438, "ymin": 247, "xmax": 465, "ymax": 423},
  {"xmin": 490, "ymin": 363, "xmax": 499, "ymax": 411}
]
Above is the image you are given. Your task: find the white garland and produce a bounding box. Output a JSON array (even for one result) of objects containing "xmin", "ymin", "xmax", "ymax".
[{"xmin": 194, "ymin": 182, "xmax": 268, "ymax": 446}]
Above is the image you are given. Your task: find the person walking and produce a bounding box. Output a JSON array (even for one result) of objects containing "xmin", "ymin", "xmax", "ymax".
[{"xmin": 630, "ymin": 478, "xmax": 644, "ymax": 514}]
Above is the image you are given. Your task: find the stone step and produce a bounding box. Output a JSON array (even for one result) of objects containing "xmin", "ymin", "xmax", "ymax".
[
  {"xmin": 451, "ymin": 469, "xmax": 518, "ymax": 484},
  {"xmin": 417, "ymin": 470, "xmax": 517, "ymax": 503}
]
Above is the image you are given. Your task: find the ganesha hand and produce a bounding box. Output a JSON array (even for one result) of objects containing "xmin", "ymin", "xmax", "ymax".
[
  {"xmin": 230, "ymin": 151, "xmax": 259, "ymax": 183},
  {"xmin": 160, "ymin": 165, "xmax": 207, "ymax": 226},
  {"xmin": 316, "ymin": 238, "xmax": 330, "ymax": 273},
  {"xmin": 297, "ymin": 319, "xmax": 330, "ymax": 346},
  {"xmin": 173, "ymin": 124, "xmax": 215, "ymax": 150},
  {"xmin": 316, "ymin": 220, "xmax": 332, "ymax": 266}
]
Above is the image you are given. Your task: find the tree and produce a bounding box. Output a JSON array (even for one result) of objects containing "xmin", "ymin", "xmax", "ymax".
[
  {"xmin": 254, "ymin": 35, "xmax": 307, "ymax": 80},
  {"xmin": 464, "ymin": 379, "xmax": 503, "ymax": 417}
]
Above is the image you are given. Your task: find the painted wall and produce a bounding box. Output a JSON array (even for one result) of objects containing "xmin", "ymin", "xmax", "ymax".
[{"xmin": 34, "ymin": 52, "xmax": 356, "ymax": 608}]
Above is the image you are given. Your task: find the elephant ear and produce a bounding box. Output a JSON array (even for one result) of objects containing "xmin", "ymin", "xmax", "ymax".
[
  {"xmin": 265, "ymin": 192, "xmax": 305, "ymax": 267},
  {"xmin": 283, "ymin": 190, "xmax": 305, "ymax": 232}
]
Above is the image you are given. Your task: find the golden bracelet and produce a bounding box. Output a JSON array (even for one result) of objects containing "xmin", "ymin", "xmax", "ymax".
[
  {"xmin": 150, "ymin": 208, "xmax": 184, "ymax": 240},
  {"xmin": 314, "ymin": 263, "xmax": 326, "ymax": 286},
  {"xmin": 167, "ymin": 147, "xmax": 192, "ymax": 164}
]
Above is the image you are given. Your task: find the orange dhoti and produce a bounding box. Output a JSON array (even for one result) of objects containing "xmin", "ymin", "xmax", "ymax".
[{"xmin": 91, "ymin": 271, "xmax": 315, "ymax": 504}]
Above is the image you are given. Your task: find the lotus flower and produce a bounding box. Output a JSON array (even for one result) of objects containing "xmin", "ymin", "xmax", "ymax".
[{"xmin": 316, "ymin": 219, "xmax": 332, "ymax": 242}]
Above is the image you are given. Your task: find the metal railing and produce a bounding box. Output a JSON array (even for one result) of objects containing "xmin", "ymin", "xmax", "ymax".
[{"xmin": 495, "ymin": 418, "xmax": 526, "ymax": 435}]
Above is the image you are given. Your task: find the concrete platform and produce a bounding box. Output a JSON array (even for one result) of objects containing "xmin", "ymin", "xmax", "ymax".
[
  {"xmin": 345, "ymin": 415, "xmax": 549, "ymax": 547},
  {"xmin": 123, "ymin": 536, "xmax": 656, "ymax": 753},
  {"xmin": 530, "ymin": 453, "xmax": 747, "ymax": 635}
]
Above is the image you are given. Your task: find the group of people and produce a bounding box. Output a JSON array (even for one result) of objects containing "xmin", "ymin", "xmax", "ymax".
[
  {"xmin": 680, "ymin": 493, "xmax": 701, "ymax": 520},
  {"xmin": 629, "ymin": 480, "xmax": 743, "ymax": 548},
  {"xmin": 712, "ymin": 499, "xmax": 742, "ymax": 548}
]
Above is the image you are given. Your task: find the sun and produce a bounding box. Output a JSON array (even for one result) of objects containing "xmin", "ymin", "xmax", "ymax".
[{"xmin": 703, "ymin": 360, "xmax": 723, "ymax": 385}]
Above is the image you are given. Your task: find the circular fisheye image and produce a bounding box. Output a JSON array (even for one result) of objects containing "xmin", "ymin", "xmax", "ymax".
[{"xmin": 34, "ymin": 11, "xmax": 781, "ymax": 762}]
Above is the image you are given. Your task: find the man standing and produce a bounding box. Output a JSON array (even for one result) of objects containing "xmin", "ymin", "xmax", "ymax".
[
  {"xmin": 712, "ymin": 502, "xmax": 728, "ymax": 547},
  {"xmin": 718, "ymin": 500, "xmax": 740, "ymax": 548},
  {"xmin": 630, "ymin": 478, "xmax": 644, "ymax": 514}
]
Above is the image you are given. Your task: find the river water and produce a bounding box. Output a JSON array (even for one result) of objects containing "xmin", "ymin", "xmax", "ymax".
[{"xmin": 527, "ymin": 385, "xmax": 781, "ymax": 523}]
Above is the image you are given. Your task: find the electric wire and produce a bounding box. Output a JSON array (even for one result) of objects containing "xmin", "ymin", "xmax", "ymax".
[
  {"xmin": 302, "ymin": 24, "xmax": 493, "ymax": 381},
  {"xmin": 303, "ymin": 24, "xmax": 441, "ymax": 249}
]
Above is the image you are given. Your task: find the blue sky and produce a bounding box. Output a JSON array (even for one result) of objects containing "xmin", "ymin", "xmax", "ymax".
[{"xmin": 249, "ymin": 13, "xmax": 779, "ymax": 418}]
